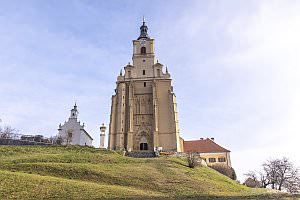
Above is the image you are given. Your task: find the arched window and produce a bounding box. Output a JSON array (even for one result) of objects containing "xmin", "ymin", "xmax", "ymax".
[{"xmin": 141, "ymin": 47, "xmax": 146, "ymax": 54}]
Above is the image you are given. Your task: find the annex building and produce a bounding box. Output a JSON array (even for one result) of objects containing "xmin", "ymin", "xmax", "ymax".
[{"xmin": 183, "ymin": 138, "xmax": 231, "ymax": 167}]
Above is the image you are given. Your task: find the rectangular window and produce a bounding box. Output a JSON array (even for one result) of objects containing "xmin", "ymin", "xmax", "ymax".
[
  {"xmin": 143, "ymin": 70, "xmax": 145, "ymax": 75},
  {"xmin": 144, "ymin": 82, "xmax": 146, "ymax": 87},
  {"xmin": 218, "ymin": 157, "xmax": 226, "ymax": 162},
  {"xmin": 208, "ymin": 158, "xmax": 216, "ymax": 163}
]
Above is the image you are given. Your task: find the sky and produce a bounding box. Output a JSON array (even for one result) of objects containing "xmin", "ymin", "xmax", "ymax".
[{"xmin": 1, "ymin": 0, "xmax": 300, "ymax": 181}]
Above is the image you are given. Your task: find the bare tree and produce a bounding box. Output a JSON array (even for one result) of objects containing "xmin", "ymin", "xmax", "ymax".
[
  {"xmin": 262, "ymin": 158, "xmax": 280, "ymax": 189},
  {"xmin": 259, "ymin": 171, "xmax": 270, "ymax": 188},
  {"xmin": 283, "ymin": 169, "xmax": 300, "ymax": 193},
  {"xmin": 276, "ymin": 157, "xmax": 296, "ymax": 191},
  {"xmin": 263, "ymin": 157, "xmax": 299, "ymax": 191},
  {"xmin": 244, "ymin": 171, "xmax": 258, "ymax": 182},
  {"xmin": 0, "ymin": 126, "xmax": 18, "ymax": 139},
  {"xmin": 245, "ymin": 157, "xmax": 300, "ymax": 193},
  {"xmin": 49, "ymin": 135, "xmax": 64, "ymax": 145}
]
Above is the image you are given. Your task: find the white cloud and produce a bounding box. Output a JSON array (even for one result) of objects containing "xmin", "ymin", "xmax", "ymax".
[
  {"xmin": 151, "ymin": 0, "xmax": 300, "ymax": 179},
  {"xmin": 221, "ymin": 0, "xmax": 300, "ymax": 178}
]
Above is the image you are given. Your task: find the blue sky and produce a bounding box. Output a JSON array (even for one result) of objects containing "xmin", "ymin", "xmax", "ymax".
[{"xmin": 1, "ymin": 0, "xmax": 300, "ymax": 180}]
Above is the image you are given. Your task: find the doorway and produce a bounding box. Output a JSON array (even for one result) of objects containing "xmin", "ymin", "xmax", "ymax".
[{"xmin": 140, "ymin": 143, "xmax": 148, "ymax": 150}]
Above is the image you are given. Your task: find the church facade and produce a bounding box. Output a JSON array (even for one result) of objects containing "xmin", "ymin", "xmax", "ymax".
[
  {"xmin": 108, "ymin": 20, "xmax": 182, "ymax": 152},
  {"xmin": 58, "ymin": 104, "xmax": 93, "ymax": 146}
]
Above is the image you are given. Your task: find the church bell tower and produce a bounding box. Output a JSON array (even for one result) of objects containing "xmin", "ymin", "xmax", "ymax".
[{"xmin": 108, "ymin": 19, "xmax": 182, "ymax": 152}]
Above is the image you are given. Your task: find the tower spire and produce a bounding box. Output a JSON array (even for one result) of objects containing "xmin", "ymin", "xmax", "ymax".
[{"xmin": 138, "ymin": 16, "xmax": 149, "ymax": 40}]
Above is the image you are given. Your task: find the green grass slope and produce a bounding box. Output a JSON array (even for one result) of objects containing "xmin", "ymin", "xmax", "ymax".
[{"xmin": 0, "ymin": 146, "xmax": 297, "ymax": 199}]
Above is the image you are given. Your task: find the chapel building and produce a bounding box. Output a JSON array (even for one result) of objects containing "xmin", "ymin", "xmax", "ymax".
[
  {"xmin": 58, "ymin": 103, "xmax": 93, "ymax": 146},
  {"xmin": 108, "ymin": 19, "xmax": 182, "ymax": 152}
]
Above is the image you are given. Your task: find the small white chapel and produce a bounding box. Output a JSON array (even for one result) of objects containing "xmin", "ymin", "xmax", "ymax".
[{"xmin": 58, "ymin": 103, "xmax": 93, "ymax": 146}]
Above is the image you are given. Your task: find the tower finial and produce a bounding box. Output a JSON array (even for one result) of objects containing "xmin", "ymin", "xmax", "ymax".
[
  {"xmin": 138, "ymin": 16, "xmax": 149, "ymax": 40},
  {"xmin": 74, "ymin": 101, "xmax": 77, "ymax": 109}
]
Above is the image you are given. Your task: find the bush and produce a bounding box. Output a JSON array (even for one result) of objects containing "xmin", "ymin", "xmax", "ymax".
[
  {"xmin": 187, "ymin": 153, "xmax": 204, "ymax": 168},
  {"xmin": 187, "ymin": 153, "xmax": 197, "ymax": 168},
  {"xmin": 159, "ymin": 152, "xmax": 174, "ymax": 156},
  {"xmin": 244, "ymin": 178, "xmax": 260, "ymax": 188},
  {"xmin": 210, "ymin": 164, "xmax": 237, "ymax": 180}
]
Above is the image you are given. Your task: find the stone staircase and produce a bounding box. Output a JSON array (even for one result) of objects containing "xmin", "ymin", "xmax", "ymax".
[{"xmin": 126, "ymin": 151, "xmax": 157, "ymax": 158}]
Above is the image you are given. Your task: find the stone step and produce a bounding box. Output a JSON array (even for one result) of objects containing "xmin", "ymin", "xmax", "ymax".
[{"xmin": 126, "ymin": 151, "xmax": 156, "ymax": 158}]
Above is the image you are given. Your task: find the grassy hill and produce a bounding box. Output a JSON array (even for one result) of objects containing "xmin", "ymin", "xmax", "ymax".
[{"xmin": 0, "ymin": 146, "xmax": 297, "ymax": 199}]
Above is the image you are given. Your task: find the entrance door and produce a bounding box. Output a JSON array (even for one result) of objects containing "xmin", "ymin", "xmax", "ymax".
[{"xmin": 140, "ymin": 143, "xmax": 148, "ymax": 150}]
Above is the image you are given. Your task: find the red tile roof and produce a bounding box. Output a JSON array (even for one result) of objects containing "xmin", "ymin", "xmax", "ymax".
[{"xmin": 183, "ymin": 138, "xmax": 230, "ymax": 153}]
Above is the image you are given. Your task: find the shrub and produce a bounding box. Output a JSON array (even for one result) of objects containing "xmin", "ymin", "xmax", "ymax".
[
  {"xmin": 187, "ymin": 153, "xmax": 201, "ymax": 168},
  {"xmin": 210, "ymin": 164, "xmax": 237, "ymax": 180},
  {"xmin": 159, "ymin": 152, "xmax": 174, "ymax": 156},
  {"xmin": 244, "ymin": 178, "xmax": 260, "ymax": 188}
]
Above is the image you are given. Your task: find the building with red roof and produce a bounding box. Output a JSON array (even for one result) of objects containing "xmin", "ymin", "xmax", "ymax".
[{"xmin": 182, "ymin": 138, "xmax": 231, "ymax": 167}]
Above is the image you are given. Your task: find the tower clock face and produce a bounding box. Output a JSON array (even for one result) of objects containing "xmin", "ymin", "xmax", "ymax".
[{"xmin": 140, "ymin": 40, "xmax": 146, "ymax": 46}]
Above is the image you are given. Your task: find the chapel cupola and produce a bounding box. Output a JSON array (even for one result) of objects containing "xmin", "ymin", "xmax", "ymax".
[
  {"xmin": 70, "ymin": 103, "xmax": 78, "ymax": 119},
  {"xmin": 138, "ymin": 17, "xmax": 149, "ymax": 40}
]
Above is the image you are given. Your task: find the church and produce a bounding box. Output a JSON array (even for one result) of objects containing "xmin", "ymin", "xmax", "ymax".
[
  {"xmin": 108, "ymin": 19, "xmax": 182, "ymax": 152},
  {"xmin": 58, "ymin": 103, "xmax": 93, "ymax": 146},
  {"xmin": 107, "ymin": 19, "xmax": 232, "ymax": 167}
]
